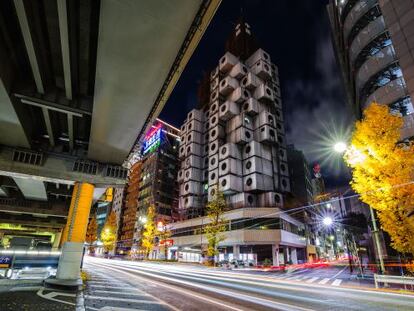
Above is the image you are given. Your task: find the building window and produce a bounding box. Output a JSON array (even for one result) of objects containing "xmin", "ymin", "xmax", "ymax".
[
  {"xmin": 389, "ymin": 96, "xmax": 414, "ymax": 116},
  {"xmin": 353, "ymin": 32, "xmax": 392, "ymax": 71}
]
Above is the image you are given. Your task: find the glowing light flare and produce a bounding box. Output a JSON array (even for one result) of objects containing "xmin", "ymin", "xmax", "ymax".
[
  {"xmin": 323, "ymin": 216, "xmax": 333, "ymax": 226},
  {"xmin": 345, "ymin": 145, "xmax": 366, "ymax": 165},
  {"xmin": 333, "ymin": 142, "xmax": 347, "ymax": 153}
]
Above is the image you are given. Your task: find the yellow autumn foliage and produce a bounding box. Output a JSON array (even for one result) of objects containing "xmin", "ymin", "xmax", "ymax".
[{"xmin": 345, "ymin": 103, "xmax": 414, "ymax": 254}]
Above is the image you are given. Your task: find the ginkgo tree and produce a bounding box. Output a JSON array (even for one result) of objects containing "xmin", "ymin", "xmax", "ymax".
[
  {"xmin": 86, "ymin": 215, "xmax": 98, "ymax": 253},
  {"xmin": 100, "ymin": 209, "xmax": 117, "ymax": 253},
  {"xmin": 142, "ymin": 205, "xmax": 156, "ymax": 259},
  {"xmin": 344, "ymin": 103, "xmax": 414, "ymax": 254}
]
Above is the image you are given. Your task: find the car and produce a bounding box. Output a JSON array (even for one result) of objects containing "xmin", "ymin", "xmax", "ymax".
[{"xmin": 230, "ymin": 259, "xmax": 245, "ymax": 268}]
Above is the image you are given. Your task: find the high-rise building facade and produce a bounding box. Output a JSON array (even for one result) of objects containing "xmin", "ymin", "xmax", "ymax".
[
  {"xmin": 171, "ymin": 21, "xmax": 308, "ymax": 265},
  {"xmin": 327, "ymin": 0, "xmax": 414, "ymax": 138},
  {"xmin": 117, "ymin": 119, "xmax": 180, "ymax": 255}
]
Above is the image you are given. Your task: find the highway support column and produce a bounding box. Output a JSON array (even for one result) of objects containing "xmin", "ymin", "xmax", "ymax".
[{"xmin": 49, "ymin": 182, "xmax": 94, "ymax": 286}]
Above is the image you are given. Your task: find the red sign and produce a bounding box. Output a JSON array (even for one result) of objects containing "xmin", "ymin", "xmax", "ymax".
[{"xmin": 159, "ymin": 239, "xmax": 174, "ymax": 246}]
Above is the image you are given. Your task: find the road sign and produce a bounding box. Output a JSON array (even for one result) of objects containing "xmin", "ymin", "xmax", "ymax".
[
  {"xmin": 159, "ymin": 239, "xmax": 174, "ymax": 246},
  {"xmin": 0, "ymin": 255, "xmax": 13, "ymax": 268}
]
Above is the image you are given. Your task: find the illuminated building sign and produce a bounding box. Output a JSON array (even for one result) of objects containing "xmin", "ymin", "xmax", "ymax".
[{"xmin": 143, "ymin": 124, "xmax": 162, "ymax": 155}]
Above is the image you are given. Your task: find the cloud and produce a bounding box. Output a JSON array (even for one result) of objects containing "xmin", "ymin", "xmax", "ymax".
[{"xmin": 283, "ymin": 29, "xmax": 354, "ymax": 180}]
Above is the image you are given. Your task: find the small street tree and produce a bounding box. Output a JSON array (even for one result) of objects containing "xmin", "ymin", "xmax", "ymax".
[
  {"xmin": 142, "ymin": 205, "xmax": 156, "ymax": 259},
  {"xmin": 344, "ymin": 103, "xmax": 414, "ymax": 254},
  {"xmin": 204, "ymin": 187, "xmax": 227, "ymax": 265},
  {"xmin": 100, "ymin": 209, "xmax": 117, "ymax": 253},
  {"xmin": 86, "ymin": 215, "xmax": 98, "ymax": 253}
]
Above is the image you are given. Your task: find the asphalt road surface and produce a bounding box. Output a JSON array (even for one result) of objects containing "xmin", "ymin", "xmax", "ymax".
[{"xmin": 83, "ymin": 256, "xmax": 414, "ymax": 311}]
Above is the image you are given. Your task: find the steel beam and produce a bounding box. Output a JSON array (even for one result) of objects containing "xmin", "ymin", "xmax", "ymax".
[
  {"xmin": 42, "ymin": 107, "xmax": 55, "ymax": 146},
  {"xmin": 57, "ymin": 0, "xmax": 72, "ymax": 100},
  {"xmin": 67, "ymin": 114, "xmax": 74, "ymax": 150},
  {"xmin": 13, "ymin": 0, "xmax": 44, "ymax": 94}
]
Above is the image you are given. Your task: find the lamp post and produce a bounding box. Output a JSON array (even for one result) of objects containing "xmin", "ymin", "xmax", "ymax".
[{"xmin": 333, "ymin": 142, "xmax": 385, "ymax": 274}]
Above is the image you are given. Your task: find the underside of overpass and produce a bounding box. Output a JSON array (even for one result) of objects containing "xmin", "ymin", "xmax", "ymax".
[{"xmin": 0, "ymin": 0, "xmax": 220, "ymax": 242}]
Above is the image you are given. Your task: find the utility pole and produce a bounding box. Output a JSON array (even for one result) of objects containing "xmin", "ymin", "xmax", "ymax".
[{"xmin": 369, "ymin": 206, "xmax": 386, "ymax": 274}]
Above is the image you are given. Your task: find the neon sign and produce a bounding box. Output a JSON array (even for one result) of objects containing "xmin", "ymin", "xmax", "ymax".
[{"xmin": 143, "ymin": 124, "xmax": 162, "ymax": 155}]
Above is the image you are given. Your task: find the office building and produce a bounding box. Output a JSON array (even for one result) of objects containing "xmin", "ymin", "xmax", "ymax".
[
  {"xmin": 172, "ymin": 21, "xmax": 308, "ymax": 265},
  {"xmin": 327, "ymin": 0, "xmax": 414, "ymax": 138}
]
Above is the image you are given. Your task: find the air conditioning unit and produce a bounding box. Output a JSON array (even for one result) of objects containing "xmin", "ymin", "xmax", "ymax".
[
  {"xmin": 184, "ymin": 155, "xmax": 202, "ymax": 169},
  {"xmin": 208, "ymin": 169, "xmax": 219, "ymax": 186},
  {"xmin": 226, "ymin": 113, "xmax": 253, "ymax": 133},
  {"xmin": 280, "ymin": 177, "xmax": 291, "ymax": 192},
  {"xmin": 243, "ymin": 141, "xmax": 263, "ymax": 159},
  {"xmin": 182, "ymin": 181, "xmax": 203, "ymax": 195},
  {"xmin": 184, "ymin": 167, "xmax": 202, "ymax": 182},
  {"xmin": 187, "ymin": 109, "xmax": 204, "ymax": 122},
  {"xmin": 208, "ymin": 139, "xmax": 222, "ymax": 157},
  {"xmin": 229, "ymin": 127, "xmax": 253, "ymax": 145},
  {"xmin": 258, "ymin": 192, "xmax": 283, "ymax": 207},
  {"xmin": 279, "ymin": 161, "xmax": 289, "ymax": 176},
  {"xmin": 210, "ymin": 66, "xmax": 219, "ymax": 80},
  {"xmin": 253, "ymin": 84, "xmax": 274, "ymax": 103},
  {"xmin": 230, "ymin": 87, "xmax": 250, "ymax": 103},
  {"xmin": 241, "ymin": 98, "xmax": 263, "ymax": 116},
  {"xmin": 219, "ymin": 158, "xmax": 242, "ymax": 176},
  {"xmin": 208, "ymin": 112, "xmax": 220, "ymax": 129},
  {"xmin": 209, "ymin": 125, "xmax": 225, "ymax": 142},
  {"xmin": 210, "ymin": 100, "xmax": 219, "ymax": 114},
  {"xmin": 219, "ymin": 175, "xmax": 243, "ymax": 194},
  {"xmin": 219, "ymin": 100, "xmax": 239, "ymax": 121},
  {"xmin": 186, "ymin": 131, "xmax": 203, "ymax": 145},
  {"xmin": 177, "ymin": 169, "xmax": 185, "ymax": 182},
  {"xmin": 209, "ymin": 153, "xmax": 219, "ymax": 170},
  {"xmin": 186, "ymin": 142, "xmax": 202, "ymax": 156},
  {"xmin": 186, "ymin": 119, "xmax": 203, "ymax": 133},
  {"xmin": 219, "ymin": 76, "xmax": 239, "ymax": 96},
  {"xmin": 240, "ymin": 72, "xmax": 262, "ymax": 90},
  {"xmin": 251, "ymin": 60, "xmax": 272, "ymax": 81},
  {"xmin": 219, "ymin": 143, "xmax": 241, "ymax": 160},
  {"xmin": 243, "ymin": 156, "xmax": 263, "ymax": 175},
  {"xmin": 246, "ymin": 48, "xmax": 271, "ymax": 67},
  {"xmin": 229, "ymin": 62, "xmax": 248, "ymax": 80},
  {"xmin": 229, "ymin": 193, "xmax": 257, "ymax": 209},
  {"xmin": 219, "ymin": 51, "xmax": 238, "ymax": 73},
  {"xmin": 254, "ymin": 111, "xmax": 276, "ymax": 129},
  {"xmin": 254, "ymin": 125, "xmax": 277, "ymax": 144},
  {"xmin": 243, "ymin": 173, "xmax": 273, "ymax": 192},
  {"xmin": 210, "ymin": 77, "xmax": 219, "ymax": 91}
]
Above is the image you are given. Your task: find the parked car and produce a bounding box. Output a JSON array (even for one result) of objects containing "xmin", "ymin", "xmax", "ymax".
[{"xmin": 230, "ymin": 259, "xmax": 245, "ymax": 268}]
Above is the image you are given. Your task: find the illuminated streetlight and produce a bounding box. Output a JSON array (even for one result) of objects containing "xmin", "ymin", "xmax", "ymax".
[
  {"xmin": 333, "ymin": 141, "xmax": 347, "ymax": 153},
  {"xmin": 323, "ymin": 216, "xmax": 333, "ymax": 227}
]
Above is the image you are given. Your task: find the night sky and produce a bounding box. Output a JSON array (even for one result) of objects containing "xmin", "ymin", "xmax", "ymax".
[{"xmin": 160, "ymin": 0, "xmax": 352, "ymax": 189}]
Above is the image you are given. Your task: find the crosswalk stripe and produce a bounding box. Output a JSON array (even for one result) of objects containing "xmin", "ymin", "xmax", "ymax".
[
  {"xmin": 318, "ymin": 278, "xmax": 330, "ymax": 285},
  {"xmin": 87, "ymin": 285, "xmax": 136, "ymax": 290},
  {"xmin": 91, "ymin": 290, "xmax": 149, "ymax": 297},
  {"xmin": 332, "ymin": 279, "xmax": 342, "ymax": 286},
  {"xmin": 306, "ymin": 277, "xmax": 319, "ymax": 283},
  {"xmin": 84, "ymin": 295, "xmax": 164, "ymax": 304}
]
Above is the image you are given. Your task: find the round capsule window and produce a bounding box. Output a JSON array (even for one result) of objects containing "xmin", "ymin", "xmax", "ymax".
[
  {"xmin": 220, "ymin": 80, "xmax": 226, "ymax": 87},
  {"xmin": 185, "ymin": 171, "xmax": 190, "ymax": 178},
  {"xmin": 221, "ymin": 163, "xmax": 227, "ymax": 171},
  {"xmin": 211, "ymin": 158, "xmax": 216, "ymax": 165},
  {"xmin": 246, "ymin": 161, "xmax": 252, "ymax": 169},
  {"xmin": 277, "ymin": 123, "xmax": 282, "ymax": 130},
  {"xmin": 281, "ymin": 164, "xmax": 286, "ymax": 171},
  {"xmin": 221, "ymin": 104, "xmax": 226, "ymax": 112},
  {"xmin": 188, "ymin": 123, "xmax": 192, "ymax": 130},
  {"xmin": 264, "ymin": 64, "xmax": 269, "ymax": 71},
  {"xmin": 243, "ymin": 90, "xmax": 249, "ymax": 97},
  {"xmin": 187, "ymin": 146, "xmax": 190, "ymax": 153},
  {"xmin": 282, "ymin": 179, "xmax": 287, "ymax": 187},
  {"xmin": 211, "ymin": 189, "xmax": 216, "ymax": 196},
  {"xmin": 221, "ymin": 147, "xmax": 227, "ymax": 155},
  {"xmin": 211, "ymin": 173, "xmax": 216, "ymax": 180},
  {"xmin": 185, "ymin": 198, "xmax": 189, "ymax": 205},
  {"xmin": 211, "ymin": 129, "xmax": 216, "ymax": 137},
  {"xmin": 270, "ymin": 129, "xmax": 275, "ymax": 137},
  {"xmin": 242, "ymin": 77, "xmax": 247, "ymax": 86},
  {"xmin": 211, "ymin": 143, "xmax": 217, "ymax": 151},
  {"xmin": 247, "ymin": 195, "xmax": 254, "ymax": 204},
  {"xmin": 185, "ymin": 184, "xmax": 189, "ymax": 191},
  {"xmin": 246, "ymin": 178, "xmax": 253, "ymax": 186},
  {"xmin": 221, "ymin": 179, "xmax": 227, "ymax": 187},
  {"xmin": 243, "ymin": 103, "xmax": 249, "ymax": 111},
  {"xmin": 220, "ymin": 57, "xmax": 225, "ymax": 64},
  {"xmin": 274, "ymin": 194, "xmax": 281, "ymax": 203},
  {"xmin": 245, "ymin": 131, "xmax": 251, "ymax": 139},
  {"xmin": 278, "ymin": 135, "xmax": 283, "ymax": 143},
  {"xmin": 245, "ymin": 146, "xmax": 251, "ymax": 154},
  {"xmin": 266, "ymin": 88, "xmax": 271, "ymax": 96},
  {"xmin": 242, "ymin": 66, "xmax": 247, "ymax": 73}
]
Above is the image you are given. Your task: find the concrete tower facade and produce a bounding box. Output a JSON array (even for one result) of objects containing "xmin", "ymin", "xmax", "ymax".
[{"xmin": 178, "ymin": 22, "xmax": 290, "ymax": 219}]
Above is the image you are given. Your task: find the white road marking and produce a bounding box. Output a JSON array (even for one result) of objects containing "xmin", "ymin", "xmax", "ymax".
[
  {"xmin": 332, "ymin": 266, "xmax": 348, "ymax": 279},
  {"xmin": 91, "ymin": 289, "xmax": 149, "ymax": 297},
  {"xmin": 318, "ymin": 278, "xmax": 330, "ymax": 285},
  {"xmin": 84, "ymin": 295, "xmax": 164, "ymax": 304},
  {"xmin": 332, "ymin": 279, "xmax": 342, "ymax": 286},
  {"xmin": 306, "ymin": 277, "xmax": 319, "ymax": 283},
  {"xmin": 37, "ymin": 288, "xmax": 75, "ymax": 306},
  {"xmin": 9, "ymin": 286, "xmax": 42, "ymax": 291},
  {"xmin": 87, "ymin": 285, "xmax": 136, "ymax": 290}
]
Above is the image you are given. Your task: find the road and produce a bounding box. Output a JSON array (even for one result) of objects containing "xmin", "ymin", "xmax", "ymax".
[{"xmin": 83, "ymin": 256, "xmax": 414, "ymax": 311}]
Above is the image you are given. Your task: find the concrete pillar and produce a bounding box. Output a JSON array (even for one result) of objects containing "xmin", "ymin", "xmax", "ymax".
[
  {"xmin": 291, "ymin": 248, "xmax": 298, "ymax": 264},
  {"xmin": 272, "ymin": 245, "xmax": 280, "ymax": 266},
  {"xmin": 284, "ymin": 246, "xmax": 290, "ymax": 264},
  {"xmin": 54, "ymin": 182, "xmax": 94, "ymax": 283},
  {"xmin": 233, "ymin": 245, "xmax": 240, "ymax": 260}
]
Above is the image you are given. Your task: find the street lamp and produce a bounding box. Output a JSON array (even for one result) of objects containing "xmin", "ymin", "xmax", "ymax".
[
  {"xmin": 331, "ymin": 142, "xmax": 385, "ymax": 274},
  {"xmin": 333, "ymin": 141, "xmax": 347, "ymax": 153},
  {"xmin": 323, "ymin": 216, "xmax": 333, "ymax": 227}
]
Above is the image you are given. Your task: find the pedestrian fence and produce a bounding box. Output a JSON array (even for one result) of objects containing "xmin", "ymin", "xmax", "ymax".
[{"xmin": 374, "ymin": 274, "xmax": 414, "ymax": 288}]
